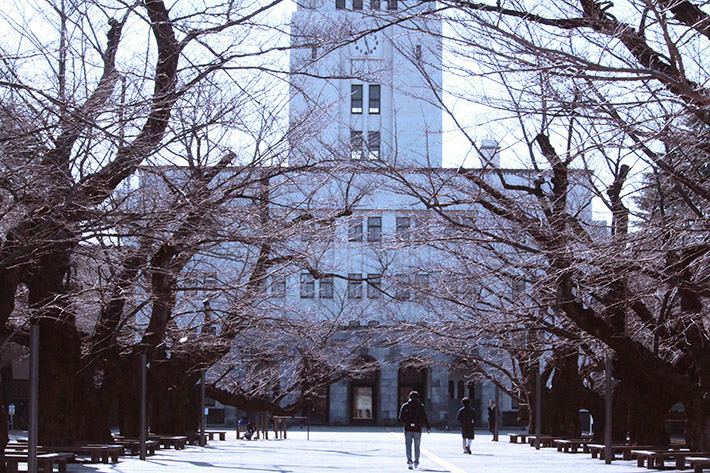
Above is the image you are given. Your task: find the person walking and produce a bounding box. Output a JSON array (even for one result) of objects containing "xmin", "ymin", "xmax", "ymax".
[
  {"xmin": 457, "ymin": 397, "xmax": 475, "ymax": 454},
  {"xmin": 399, "ymin": 391, "xmax": 431, "ymax": 470},
  {"xmin": 487, "ymin": 400, "xmax": 498, "ymax": 437}
]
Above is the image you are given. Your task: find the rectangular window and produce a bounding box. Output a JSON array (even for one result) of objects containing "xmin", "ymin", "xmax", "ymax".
[
  {"xmin": 367, "ymin": 274, "xmax": 381, "ymax": 299},
  {"xmin": 349, "ymin": 217, "xmax": 363, "ymax": 241},
  {"xmin": 367, "ymin": 131, "xmax": 380, "ymax": 160},
  {"xmin": 353, "ymin": 0, "xmax": 363, "ymax": 9},
  {"xmin": 370, "ymin": 0, "xmax": 380, "ymax": 8},
  {"xmin": 350, "ymin": 130, "xmax": 364, "ymax": 160},
  {"xmin": 311, "ymin": 46, "xmax": 318, "ymax": 59},
  {"xmin": 271, "ymin": 277, "xmax": 286, "ymax": 298},
  {"xmin": 396, "ymin": 216, "xmax": 411, "ymax": 240},
  {"xmin": 415, "ymin": 44, "xmax": 422, "ymax": 60},
  {"xmin": 367, "ymin": 216, "xmax": 382, "ymax": 242},
  {"xmin": 415, "ymin": 273, "xmax": 429, "ymax": 299},
  {"xmin": 300, "ymin": 273, "xmax": 315, "ymax": 298},
  {"xmin": 320, "ymin": 274, "xmax": 334, "ymax": 299},
  {"xmin": 395, "ymin": 273, "xmax": 410, "ymax": 300},
  {"xmin": 387, "ymin": 0, "xmax": 397, "ymax": 9},
  {"xmin": 336, "ymin": 0, "xmax": 346, "ymax": 8},
  {"xmin": 368, "ymin": 85, "xmax": 380, "ymax": 114},
  {"xmin": 348, "ymin": 273, "xmax": 363, "ymax": 299},
  {"xmin": 351, "ymin": 84, "xmax": 363, "ymax": 114}
]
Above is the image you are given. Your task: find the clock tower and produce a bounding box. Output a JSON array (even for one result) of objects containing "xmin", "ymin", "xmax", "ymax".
[{"xmin": 289, "ymin": 0, "xmax": 443, "ymax": 168}]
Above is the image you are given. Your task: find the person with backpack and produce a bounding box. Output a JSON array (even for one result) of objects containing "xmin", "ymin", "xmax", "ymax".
[
  {"xmin": 398, "ymin": 391, "xmax": 431, "ymax": 470},
  {"xmin": 457, "ymin": 397, "xmax": 476, "ymax": 454}
]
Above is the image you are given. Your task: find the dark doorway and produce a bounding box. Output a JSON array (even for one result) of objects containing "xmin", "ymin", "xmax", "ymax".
[
  {"xmin": 398, "ymin": 360, "xmax": 427, "ymax": 408},
  {"xmin": 348, "ymin": 356, "xmax": 379, "ymax": 424}
]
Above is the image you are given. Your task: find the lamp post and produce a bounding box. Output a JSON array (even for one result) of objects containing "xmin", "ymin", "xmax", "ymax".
[
  {"xmin": 493, "ymin": 386, "xmax": 500, "ymax": 441},
  {"xmin": 200, "ymin": 369, "xmax": 206, "ymax": 447},
  {"xmin": 535, "ymin": 361, "xmax": 542, "ymax": 450},
  {"xmin": 28, "ymin": 324, "xmax": 39, "ymax": 473},
  {"xmin": 605, "ymin": 355, "xmax": 613, "ymax": 464},
  {"xmin": 140, "ymin": 353, "xmax": 147, "ymax": 460}
]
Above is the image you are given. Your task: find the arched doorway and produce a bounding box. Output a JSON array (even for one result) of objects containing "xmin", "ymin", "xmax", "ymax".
[
  {"xmin": 398, "ymin": 358, "xmax": 428, "ymax": 408},
  {"xmin": 348, "ymin": 356, "xmax": 379, "ymax": 424}
]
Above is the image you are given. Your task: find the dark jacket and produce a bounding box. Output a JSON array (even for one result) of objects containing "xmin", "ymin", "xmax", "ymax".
[
  {"xmin": 487, "ymin": 406, "xmax": 498, "ymax": 432},
  {"xmin": 399, "ymin": 399, "xmax": 431, "ymax": 433},
  {"xmin": 457, "ymin": 406, "xmax": 476, "ymax": 438}
]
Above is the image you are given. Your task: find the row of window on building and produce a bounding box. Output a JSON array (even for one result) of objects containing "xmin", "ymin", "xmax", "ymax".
[
  {"xmin": 270, "ymin": 272, "xmax": 429, "ymax": 300},
  {"xmin": 336, "ymin": 0, "xmax": 399, "ymax": 10},
  {"xmin": 302, "ymin": 216, "xmax": 417, "ymax": 242}
]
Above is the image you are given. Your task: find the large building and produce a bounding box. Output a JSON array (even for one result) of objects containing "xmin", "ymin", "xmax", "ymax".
[{"xmin": 283, "ymin": 0, "xmax": 507, "ymax": 427}]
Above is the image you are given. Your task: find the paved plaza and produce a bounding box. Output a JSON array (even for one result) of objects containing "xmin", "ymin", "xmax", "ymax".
[{"xmin": 56, "ymin": 427, "xmax": 687, "ymax": 473}]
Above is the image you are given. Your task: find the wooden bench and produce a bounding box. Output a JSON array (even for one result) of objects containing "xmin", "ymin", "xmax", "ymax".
[
  {"xmin": 112, "ymin": 439, "xmax": 159, "ymax": 456},
  {"xmin": 149, "ymin": 435, "xmax": 188, "ymax": 450},
  {"xmin": 2, "ymin": 452, "xmax": 74, "ymax": 473},
  {"xmin": 554, "ymin": 439, "xmax": 592, "ymax": 453},
  {"xmin": 44, "ymin": 444, "xmax": 124, "ymax": 463},
  {"xmin": 206, "ymin": 431, "xmax": 227, "ymax": 441},
  {"xmin": 509, "ymin": 433, "xmax": 528, "ymax": 444},
  {"xmin": 527, "ymin": 435, "xmax": 563, "ymax": 448},
  {"xmin": 688, "ymin": 457, "xmax": 710, "ymax": 472},
  {"xmin": 631, "ymin": 450, "xmax": 689, "ymax": 470},
  {"xmin": 589, "ymin": 444, "xmax": 666, "ymax": 461}
]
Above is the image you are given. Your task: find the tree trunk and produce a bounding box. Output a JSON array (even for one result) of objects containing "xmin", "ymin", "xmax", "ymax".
[
  {"xmin": 149, "ymin": 357, "xmax": 200, "ymax": 435},
  {"xmin": 684, "ymin": 397, "xmax": 710, "ymax": 451},
  {"xmin": 619, "ymin": 377, "xmax": 673, "ymax": 445},
  {"xmin": 0, "ymin": 376, "xmax": 9, "ymax": 473},
  {"xmin": 542, "ymin": 351, "xmax": 583, "ymax": 438},
  {"xmin": 116, "ymin": 357, "xmax": 143, "ymax": 438},
  {"xmin": 37, "ymin": 315, "xmax": 82, "ymax": 445}
]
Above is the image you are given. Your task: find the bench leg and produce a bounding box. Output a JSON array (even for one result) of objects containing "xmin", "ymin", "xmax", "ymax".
[
  {"xmin": 58, "ymin": 459, "xmax": 68, "ymax": 473},
  {"xmin": 638, "ymin": 457, "xmax": 645, "ymax": 468},
  {"xmin": 6, "ymin": 459, "xmax": 19, "ymax": 473}
]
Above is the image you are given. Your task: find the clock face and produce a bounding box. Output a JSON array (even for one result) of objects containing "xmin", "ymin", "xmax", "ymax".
[{"xmin": 353, "ymin": 33, "xmax": 381, "ymax": 57}]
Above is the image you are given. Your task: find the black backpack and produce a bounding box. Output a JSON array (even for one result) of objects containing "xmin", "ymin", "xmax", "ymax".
[{"xmin": 400, "ymin": 402, "xmax": 419, "ymax": 427}]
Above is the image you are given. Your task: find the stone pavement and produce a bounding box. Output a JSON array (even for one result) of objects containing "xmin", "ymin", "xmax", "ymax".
[{"xmin": 68, "ymin": 428, "xmax": 683, "ymax": 473}]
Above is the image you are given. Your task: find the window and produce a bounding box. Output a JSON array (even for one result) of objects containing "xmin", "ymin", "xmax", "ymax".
[
  {"xmin": 368, "ymin": 85, "xmax": 380, "ymax": 114},
  {"xmin": 415, "ymin": 273, "xmax": 429, "ymax": 290},
  {"xmin": 350, "ymin": 130, "xmax": 364, "ymax": 160},
  {"xmin": 351, "ymin": 84, "xmax": 363, "ymax": 114},
  {"xmin": 336, "ymin": 0, "xmax": 346, "ymax": 8},
  {"xmin": 448, "ymin": 381, "xmax": 455, "ymax": 399},
  {"xmin": 395, "ymin": 273, "xmax": 410, "ymax": 300},
  {"xmin": 353, "ymin": 0, "xmax": 363, "ymax": 9},
  {"xmin": 396, "ymin": 216, "xmax": 411, "ymax": 240},
  {"xmin": 349, "ymin": 217, "xmax": 363, "ymax": 241},
  {"xmin": 512, "ymin": 280, "xmax": 526, "ymax": 296},
  {"xmin": 300, "ymin": 273, "xmax": 315, "ymax": 298},
  {"xmin": 320, "ymin": 274, "xmax": 334, "ymax": 299},
  {"xmin": 311, "ymin": 46, "xmax": 317, "ymax": 59},
  {"xmin": 370, "ymin": 0, "xmax": 380, "ymax": 8},
  {"xmin": 367, "ymin": 274, "xmax": 381, "ymax": 299},
  {"xmin": 387, "ymin": 0, "xmax": 397, "ymax": 9},
  {"xmin": 367, "ymin": 131, "xmax": 380, "ymax": 160},
  {"xmin": 348, "ymin": 273, "xmax": 363, "ymax": 299},
  {"xmin": 367, "ymin": 216, "xmax": 382, "ymax": 241},
  {"xmin": 457, "ymin": 380, "xmax": 464, "ymax": 399},
  {"xmin": 271, "ymin": 277, "xmax": 286, "ymax": 298},
  {"xmin": 415, "ymin": 44, "xmax": 422, "ymax": 60}
]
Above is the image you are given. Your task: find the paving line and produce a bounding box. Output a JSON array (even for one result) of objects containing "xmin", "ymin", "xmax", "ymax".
[{"xmin": 387, "ymin": 430, "xmax": 468, "ymax": 473}]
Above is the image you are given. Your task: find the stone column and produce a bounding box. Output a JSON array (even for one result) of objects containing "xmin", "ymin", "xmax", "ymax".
[{"xmin": 329, "ymin": 379, "xmax": 349, "ymax": 425}]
